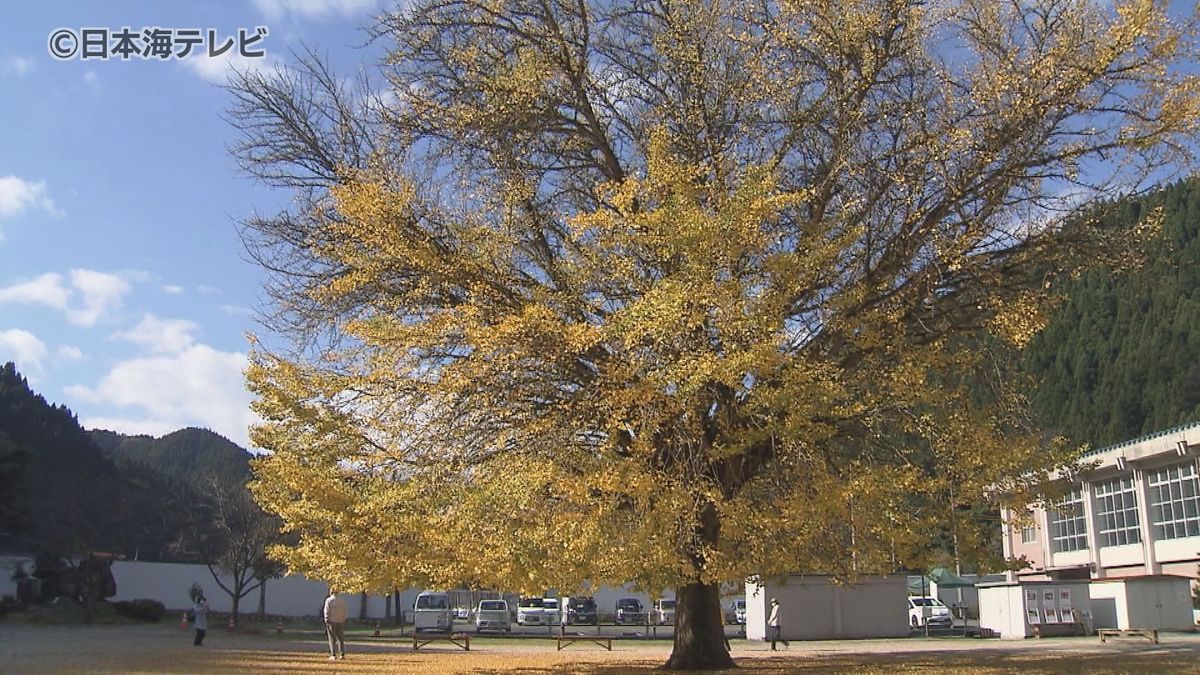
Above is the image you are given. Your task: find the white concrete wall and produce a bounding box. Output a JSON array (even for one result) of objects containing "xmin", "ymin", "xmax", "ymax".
[
  {"xmin": 0, "ymin": 556, "xmax": 34, "ymax": 599},
  {"xmin": 590, "ymin": 583, "xmax": 653, "ymax": 620},
  {"xmin": 110, "ymin": 561, "xmax": 395, "ymax": 618},
  {"xmin": 746, "ymin": 575, "xmax": 908, "ymax": 641}
]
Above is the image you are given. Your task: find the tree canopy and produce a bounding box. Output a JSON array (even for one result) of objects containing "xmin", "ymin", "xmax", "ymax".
[{"xmin": 238, "ymin": 0, "xmax": 1199, "ymax": 667}]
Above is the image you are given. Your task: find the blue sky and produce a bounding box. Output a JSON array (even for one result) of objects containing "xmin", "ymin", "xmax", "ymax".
[
  {"xmin": 0, "ymin": 0, "xmax": 388, "ymax": 447},
  {"xmin": 2, "ymin": 1, "xmax": 1197, "ymax": 450}
]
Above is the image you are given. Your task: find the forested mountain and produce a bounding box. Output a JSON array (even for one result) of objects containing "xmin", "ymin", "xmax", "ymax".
[
  {"xmin": 0, "ymin": 363, "xmax": 253, "ymax": 560},
  {"xmin": 0, "ymin": 362, "xmax": 139, "ymax": 556},
  {"xmin": 1024, "ymin": 179, "xmax": 1200, "ymax": 448},
  {"xmin": 91, "ymin": 427, "xmax": 252, "ymax": 490}
]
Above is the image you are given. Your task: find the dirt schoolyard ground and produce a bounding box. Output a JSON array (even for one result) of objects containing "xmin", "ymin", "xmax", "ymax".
[{"xmin": 1, "ymin": 623, "xmax": 1198, "ymax": 674}]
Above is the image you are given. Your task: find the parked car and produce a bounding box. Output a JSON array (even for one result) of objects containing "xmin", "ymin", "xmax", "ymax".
[
  {"xmin": 542, "ymin": 597, "xmax": 563, "ymax": 625},
  {"xmin": 653, "ymin": 598, "xmax": 677, "ymax": 625},
  {"xmin": 413, "ymin": 591, "xmax": 452, "ymax": 632},
  {"xmin": 516, "ymin": 596, "xmax": 546, "ymax": 625},
  {"xmin": 725, "ymin": 598, "xmax": 746, "ymax": 625},
  {"xmin": 474, "ymin": 599, "xmax": 511, "ymax": 633},
  {"xmin": 453, "ymin": 606, "xmax": 471, "ymax": 620},
  {"xmin": 908, "ymin": 596, "xmax": 953, "ymax": 628},
  {"xmin": 565, "ymin": 596, "xmax": 598, "ymax": 625},
  {"xmin": 615, "ymin": 597, "xmax": 646, "ymax": 625}
]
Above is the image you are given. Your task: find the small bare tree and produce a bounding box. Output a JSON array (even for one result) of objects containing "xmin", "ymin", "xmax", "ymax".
[{"xmin": 176, "ymin": 477, "xmax": 284, "ymax": 627}]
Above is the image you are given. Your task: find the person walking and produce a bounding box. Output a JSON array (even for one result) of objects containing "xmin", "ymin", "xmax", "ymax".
[
  {"xmin": 192, "ymin": 595, "xmax": 209, "ymax": 647},
  {"xmin": 323, "ymin": 590, "xmax": 349, "ymax": 660},
  {"xmin": 768, "ymin": 597, "xmax": 788, "ymax": 650}
]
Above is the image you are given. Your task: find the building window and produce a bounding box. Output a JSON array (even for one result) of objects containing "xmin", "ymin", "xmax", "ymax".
[
  {"xmin": 1148, "ymin": 462, "xmax": 1200, "ymax": 540},
  {"xmin": 1050, "ymin": 488, "xmax": 1088, "ymax": 553},
  {"xmin": 1019, "ymin": 510, "xmax": 1037, "ymax": 543},
  {"xmin": 1093, "ymin": 476, "xmax": 1141, "ymax": 547}
]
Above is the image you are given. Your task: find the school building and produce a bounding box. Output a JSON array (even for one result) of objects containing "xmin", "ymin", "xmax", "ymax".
[{"xmin": 1002, "ymin": 420, "xmax": 1200, "ymax": 585}]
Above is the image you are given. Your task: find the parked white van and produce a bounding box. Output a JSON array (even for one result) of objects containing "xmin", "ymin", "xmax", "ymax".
[
  {"xmin": 413, "ymin": 591, "xmax": 452, "ymax": 632},
  {"xmin": 542, "ymin": 597, "xmax": 563, "ymax": 625},
  {"xmin": 516, "ymin": 596, "xmax": 546, "ymax": 625}
]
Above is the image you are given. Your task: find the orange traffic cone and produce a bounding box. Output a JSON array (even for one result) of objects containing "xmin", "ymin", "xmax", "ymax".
[
  {"xmin": 180, "ymin": 612, "xmax": 188, "ymax": 630},
  {"xmin": 373, "ymin": 621, "xmax": 381, "ymax": 637},
  {"xmin": 276, "ymin": 619, "xmax": 283, "ymax": 634}
]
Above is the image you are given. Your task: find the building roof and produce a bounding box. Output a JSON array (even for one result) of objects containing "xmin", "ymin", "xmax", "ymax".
[{"xmin": 1083, "ymin": 420, "xmax": 1200, "ymax": 459}]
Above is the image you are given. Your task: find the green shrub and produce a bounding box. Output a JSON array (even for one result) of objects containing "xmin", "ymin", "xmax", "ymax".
[{"xmin": 112, "ymin": 599, "xmax": 166, "ymax": 623}]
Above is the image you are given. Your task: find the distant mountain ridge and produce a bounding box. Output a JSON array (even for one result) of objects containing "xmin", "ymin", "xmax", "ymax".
[
  {"xmin": 90, "ymin": 427, "xmax": 253, "ymax": 489},
  {"xmin": 0, "ymin": 362, "xmax": 255, "ymax": 559}
]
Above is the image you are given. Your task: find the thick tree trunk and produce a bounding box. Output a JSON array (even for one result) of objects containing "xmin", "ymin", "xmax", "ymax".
[{"xmin": 666, "ymin": 582, "xmax": 734, "ymax": 670}]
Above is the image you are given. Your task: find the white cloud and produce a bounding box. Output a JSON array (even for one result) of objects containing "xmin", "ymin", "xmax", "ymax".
[
  {"xmin": 56, "ymin": 345, "xmax": 84, "ymax": 361},
  {"xmin": 113, "ymin": 314, "xmax": 198, "ymax": 354},
  {"xmin": 66, "ymin": 270, "xmax": 131, "ymax": 327},
  {"xmin": 78, "ymin": 416, "xmax": 179, "ymax": 440},
  {"xmin": 0, "ymin": 329, "xmax": 48, "ymax": 372},
  {"xmin": 184, "ymin": 51, "xmax": 277, "ymax": 84},
  {"xmin": 82, "ymin": 71, "xmax": 100, "ymax": 91},
  {"xmin": 253, "ymin": 0, "xmax": 380, "ymax": 19},
  {"xmin": 3, "ymin": 56, "xmax": 33, "ymax": 76},
  {"xmin": 0, "ymin": 272, "xmax": 71, "ymax": 309},
  {"xmin": 0, "ymin": 175, "xmax": 61, "ymax": 221},
  {"xmin": 0, "ymin": 269, "xmax": 132, "ymax": 327},
  {"xmin": 163, "ymin": 285, "xmax": 184, "ymax": 295},
  {"xmin": 218, "ymin": 304, "xmax": 253, "ymax": 317},
  {"xmin": 67, "ymin": 344, "xmax": 258, "ymax": 448}
]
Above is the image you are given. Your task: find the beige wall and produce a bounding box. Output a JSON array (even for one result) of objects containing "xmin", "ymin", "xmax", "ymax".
[{"xmin": 745, "ymin": 575, "xmax": 908, "ymax": 641}]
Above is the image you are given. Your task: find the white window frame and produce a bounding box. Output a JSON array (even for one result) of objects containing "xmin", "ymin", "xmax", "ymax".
[
  {"xmin": 1093, "ymin": 476, "xmax": 1141, "ymax": 547},
  {"xmin": 1148, "ymin": 462, "xmax": 1200, "ymax": 540},
  {"xmin": 1050, "ymin": 488, "xmax": 1088, "ymax": 553}
]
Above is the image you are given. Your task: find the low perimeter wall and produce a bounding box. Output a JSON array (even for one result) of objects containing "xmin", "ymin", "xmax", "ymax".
[{"xmin": 110, "ymin": 561, "xmax": 402, "ymax": 617}]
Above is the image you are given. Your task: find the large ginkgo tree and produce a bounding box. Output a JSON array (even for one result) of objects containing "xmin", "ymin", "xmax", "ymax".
[{"xmin": 234, "ymin": 0, "xmax": 1198, "ymax": 667}]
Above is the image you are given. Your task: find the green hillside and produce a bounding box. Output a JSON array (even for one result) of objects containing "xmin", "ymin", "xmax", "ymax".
[
  {"xmin": 90, "ymin": 427, "xmax": 252, "ymax": 489},
  {"xmin": 0, "ymin": 363, "xmax": 253, "ymax": 561},
  {"xmin": 1023, "ymin": 179, "xmax": 1200, "ymax": 448}
]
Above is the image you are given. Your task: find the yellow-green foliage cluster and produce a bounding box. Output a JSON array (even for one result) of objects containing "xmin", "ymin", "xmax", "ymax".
[{"xmin": 244, "ymin": 0, "xmax": 1198, "ymax": 596}]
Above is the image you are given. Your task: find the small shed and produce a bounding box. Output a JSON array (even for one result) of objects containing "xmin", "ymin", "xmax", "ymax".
[
  {"xmin": 745, "ymin": 575, "xmax": 908, "ymax": 641},
  {"xmin": 1089, "ymin": 575, "xmax": 1194, "ymax": 632},
  {"xmin": 977, "ymin": 579, "xmax": 1092, "ymax": 639}
]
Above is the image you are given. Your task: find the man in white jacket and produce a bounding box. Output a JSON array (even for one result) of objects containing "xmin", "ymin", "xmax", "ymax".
[
  {"xmin": 768, "ymin": 598, "xmax": 789, "ymax": 650},
  {"xmin": 323, "ymin": 590, "xmax": 349, "ymax": 660}
]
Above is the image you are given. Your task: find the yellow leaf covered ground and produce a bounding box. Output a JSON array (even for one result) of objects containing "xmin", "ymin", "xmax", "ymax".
[{"xmin": 2, "ymin": 624, "xmax": 1198, "ymax": 674}]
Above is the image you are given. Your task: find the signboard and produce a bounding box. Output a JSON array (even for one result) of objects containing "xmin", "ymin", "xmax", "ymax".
[{"xmin": 1043, "ymin": 589, "xmax": 1059, "ymax": 623}]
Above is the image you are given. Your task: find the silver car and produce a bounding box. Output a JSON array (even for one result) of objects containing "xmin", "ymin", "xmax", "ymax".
[{"xmin": 474, "ymin": 599, "xmax": 511, "ymax": 633}]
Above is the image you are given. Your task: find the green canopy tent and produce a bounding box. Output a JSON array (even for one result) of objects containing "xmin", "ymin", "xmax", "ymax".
[
  {"xmin": 907, "ymin": 568, "xmax": 975, "ymax": 594},
  {"xmin": 928, "ymin": 567, "xmax": 974, "ymax": 588}
]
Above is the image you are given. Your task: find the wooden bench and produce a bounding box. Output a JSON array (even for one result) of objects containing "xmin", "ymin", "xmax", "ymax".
[
  {"xmin": 556, "ymin": 635, "xmax": 613, "ymax": 651},
  {"xmin": 412, "ymin": 632, "xmax": 471, "ymax": 651},
  {"xmin": 1099, "ymin": 628, "xmax": 1158, "ymax": 644}
]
